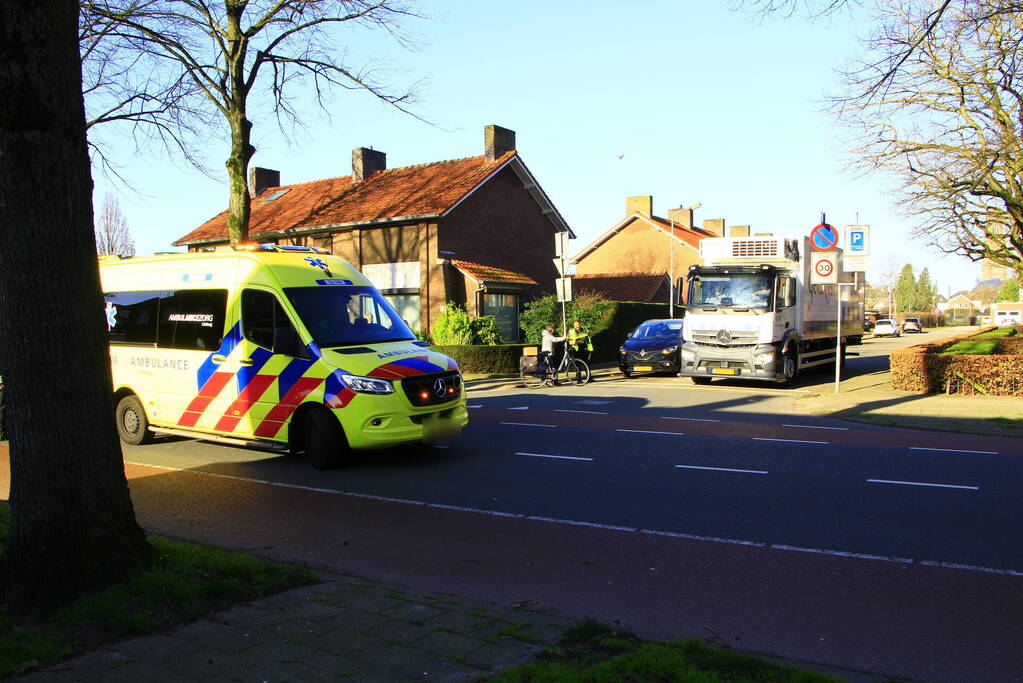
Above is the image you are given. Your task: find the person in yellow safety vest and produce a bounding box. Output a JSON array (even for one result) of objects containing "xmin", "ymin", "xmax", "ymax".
[{"xmin": 567, "ymin": 319, "xmax": 593, "ymax": 364}]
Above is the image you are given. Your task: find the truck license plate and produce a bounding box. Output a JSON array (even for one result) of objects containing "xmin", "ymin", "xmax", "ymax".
[
  {"xmin": 712, "ymin": 368, "xmax": 737, "ymax": 375},
  {"xmin": 634, "ymin": 365, "xmax": 653, "ymax": 372}
]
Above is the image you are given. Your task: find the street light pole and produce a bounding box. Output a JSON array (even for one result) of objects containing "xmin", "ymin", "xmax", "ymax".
[{"xmin": 669, "ymin": 202, "xmax": 701, "ymax": 317}]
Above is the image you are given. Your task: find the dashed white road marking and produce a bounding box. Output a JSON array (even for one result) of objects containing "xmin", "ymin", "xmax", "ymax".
[
  {"xmin": 467, "ymin": 404, "xmax": 483, "ymax": 408},
  {"xmin": 782, "ymin": 424, "xmax": 848, "ymax": 431},
  {"xmin": 575, "ymin": 400, "xmax": 613, "ymax": 405},
  {"xmin": 909, "ymin": 446, "xmax": 998, "ymax": 455},
  {"xmin": 675, "ymin": 464, "xmax": 768, "ymax": 475},
  {"xmin": 516, "ymin": 452, "xmax": 593, "ymax": 462},
  {"xmin": 616, "ymin": 429, "xmax": 684, "ymax": 436},
  {"xmin": 662, "ymin": 416, "xmax": 720, "ymax": 423},
  {"xmin": 500, "ymin": 422, "xmax": 557, "ymax": 428},
  {"xmin": 507, "ymin": 406, "xmax": 530, "ymax": 411},
  {"xmin": 753, "ymin": 437, "xmax": 828, "ymax": 445},
  {"xmin": 555, "ymin": 409, "xmax": 607, "ymax": 415},
  {"xmin": 125, "ymin": 461, "xmax": 1021, "ymax": 577},
  {"xmin": 868, "ymin": 478, "xmax": 979, "ymax": 491}
]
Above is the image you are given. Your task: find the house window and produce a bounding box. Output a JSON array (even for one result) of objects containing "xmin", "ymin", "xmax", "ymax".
[
  {"xmin": 384, "ymin": 294, "xmax": 421, "ymax": 334},
  {"xmin": 484, "ymin": 293, "xmax": 519, "ymax": 343}
]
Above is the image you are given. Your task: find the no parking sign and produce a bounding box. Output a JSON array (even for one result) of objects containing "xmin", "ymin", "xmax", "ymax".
[{"xmin": 810, "ymin": 223, "xmax": 839, "ymax": 252}]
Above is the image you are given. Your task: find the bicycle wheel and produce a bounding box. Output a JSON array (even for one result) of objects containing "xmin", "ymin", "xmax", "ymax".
[
  {"xmin": 520, "ymin": 365, "xmax": 546, "ymax": 389},
  {"xmin": 570, "ymin": 359, "xmax": 590, "ymax": 385}
]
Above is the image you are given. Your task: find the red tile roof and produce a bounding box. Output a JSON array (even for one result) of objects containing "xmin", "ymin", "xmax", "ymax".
[
  {"xmin": 649, "ymin": 215, "xmax": 716, "ymax": 249},
  {"xmin": 175, "ymin": 152, "xmax": 518, "ymax": 246},
  {"xmin": 451, "ymin": 259, "xmax": 539, "ymax": 285},
  {"xmin": 572, "ymin": 273, "xmax": 668, "ymax": 303}
]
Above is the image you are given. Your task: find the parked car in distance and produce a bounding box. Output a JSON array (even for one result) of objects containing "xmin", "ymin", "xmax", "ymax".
[
  {"xmin": 902, "ymin": 317, "xmax": 923, "ymax": 333},
  {"xmin": 863, "ymin": 316, "xmax": 874, "ymax": 331},
  {"xmin": 619, "ymin": 319, "xmax": 685, "ymax": 377},
  {"xmin": 873, "ymin": 318, "xmax": 901, "ymax": 337}
]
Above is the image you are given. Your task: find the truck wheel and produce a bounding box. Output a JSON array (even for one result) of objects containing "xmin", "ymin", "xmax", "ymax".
[
  {"xmin": 691, "ymin": 376, "xmax": 712, "ymax": 385},
  {"xmin": 304, "ymin": 408, "xmax": 348, "ymax": 470},
  {"xmin": 781, "ymin": 352, "xmax": 799, "ymax": 385},
  {"xmin": 116, "ymin": 395, "xmax": 154, "ymax": 445}
]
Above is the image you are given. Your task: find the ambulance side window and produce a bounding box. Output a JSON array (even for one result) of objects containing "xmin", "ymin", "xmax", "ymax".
[
  {"xmin": 242, "ymin": 289, "xmax": 296, "ymax": 351},
  {"xmin": 106, "ymin": 291, "xmax": 162, "ymax": 345},
  {"xmin": 157, "ymin": 289, "xmax": 228, "ymax": 351}
]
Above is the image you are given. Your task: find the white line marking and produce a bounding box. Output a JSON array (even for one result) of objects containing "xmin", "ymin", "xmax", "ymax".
[
  {"xmin": 770, "ymin": 545, "xmax": 914, "ymax": 563},
  {"xmin": 125, "ymin": 462, "xmax": 1016, "ymax": 577},
  {"xmin": 781, "ymin": 424, "xmax": 849, "ymax": 431},
  {"xmin": 467, "ymin": 404, "xmax": 483, "ymax": 408},
  {"xmin": 507, "ymin": 406, "xmax": 529, "ymax": 411},
  {"xmin": 867, "ymin": 479, "xmax": 979, "ymax": 491},
  {"xmin": 516, "ymin": 452, "xmax": 593, "ymax": 462},
  {"xmin": 616, "ymin": 429, "xmax": 684, "ymax": 436},
  {"xmin": 430, "ymin": 444, "xmax": 449, "ymax": 449},
  {"xmin": 576, "ymin": 400, "xmax": 612, "ymax": 405},
  {"xmin": 753, "ymin": 437, "xmax": 828, "ymax": 445},
  {"xmin": 661, "ymin": 416, "xmax": 720, "ymax": 423},
  {"xmin": 675, "ymin": 464, "xmax": 767, "ymax": 474},
  {"xmin": 909, "ymin": 446, "xmax": 998, "ymax": 455},
  {"xmin": 555, "ymin": 409, "xmax": 607, "ymax": 415},
  {"xmin": 499, "ymin": 422, "xmax": 557, "ymax": 428}
]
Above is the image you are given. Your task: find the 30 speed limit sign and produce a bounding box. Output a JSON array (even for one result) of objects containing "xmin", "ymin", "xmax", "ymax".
[{"xmin": 810, "ymin": 252, "xmax": 838, "ymax": 284}]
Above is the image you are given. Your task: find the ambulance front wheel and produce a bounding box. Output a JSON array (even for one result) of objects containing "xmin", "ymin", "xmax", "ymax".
[
  {"xmin": 116, "ymin": 395, "xmax": 154, "ymax": 445},
  {"xmin": 303, "ymin": 409, "xmax": 349, "ymax": 470}
]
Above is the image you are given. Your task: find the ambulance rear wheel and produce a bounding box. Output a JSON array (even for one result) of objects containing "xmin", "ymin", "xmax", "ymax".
[
  {"xmin": 116, "ymin": 395, "xmax": 154, "ymax": 445},
  {"xmin": 304, "ymin": 409, "xmax": 348, "ymax": 470}
]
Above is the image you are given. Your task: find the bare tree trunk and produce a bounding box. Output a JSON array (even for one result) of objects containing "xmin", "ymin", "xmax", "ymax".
[
  {"xmin": 226, "ymin": 112, "xmax": 254, "ymax": 244},
  {"xmin": 0, "ymin": 0, "xmax": 152, "ymax": 618}
]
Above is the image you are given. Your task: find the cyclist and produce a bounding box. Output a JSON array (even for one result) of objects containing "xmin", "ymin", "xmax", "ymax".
[
  {"xmin": 540, "ymin": 323, "xmax": 566, "ymax": 385},
  {"xmin": 567, "ymin": 319, "xmax": 593, "ymax": 364}
]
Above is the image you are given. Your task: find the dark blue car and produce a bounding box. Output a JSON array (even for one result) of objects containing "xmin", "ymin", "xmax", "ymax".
[{"xmin": 618, "ymin": 319, "xmax": 685, "ymax": 377}]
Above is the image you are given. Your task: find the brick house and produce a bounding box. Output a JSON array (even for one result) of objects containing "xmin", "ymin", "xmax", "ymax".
[
  {"xmin": 570, "ymin": 196, "xmax": 744, "ymax": 304},
  {"xmin": 174, "ymin": 125, "xmax": 571, "ymax": 342}
]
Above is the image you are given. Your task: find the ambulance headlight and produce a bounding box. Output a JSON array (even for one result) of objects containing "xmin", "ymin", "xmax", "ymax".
[{"xmin": 340, "ymin": 374, "xmax": 394, "ymax": 394}]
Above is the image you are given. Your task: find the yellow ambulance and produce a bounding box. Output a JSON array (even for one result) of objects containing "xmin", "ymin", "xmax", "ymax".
[{"xmin": 100, "ymin": 245, "xmax": 467, "ymax": 468}]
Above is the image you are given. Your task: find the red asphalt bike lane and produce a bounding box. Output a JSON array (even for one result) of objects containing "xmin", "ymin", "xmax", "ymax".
[
  {"xmin": 468, "ymin": 406, "xmax": 1022, "ymax": 454},
  {"xmin": 2, "ymin": 442, "xmax": 1022, "ymax": 682}
]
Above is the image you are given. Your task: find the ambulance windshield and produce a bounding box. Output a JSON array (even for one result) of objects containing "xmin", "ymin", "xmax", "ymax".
[{"xmin": 285, "ymin": 286, "xmax": 417, "ymax": 347}]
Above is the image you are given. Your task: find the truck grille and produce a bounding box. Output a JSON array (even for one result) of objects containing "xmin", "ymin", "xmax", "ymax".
[
  {"xmin": 692, "ymin": 329, "xmax": 759, "ymax": 348},
  {"xmin": 401, "ymin": 371, "xmax": 461, "ymax": 407}
]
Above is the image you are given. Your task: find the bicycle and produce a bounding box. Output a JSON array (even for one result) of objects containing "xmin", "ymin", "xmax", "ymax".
[{"xmin": 520, "ymin": 345, "xmax": 590, "ymax": 388}]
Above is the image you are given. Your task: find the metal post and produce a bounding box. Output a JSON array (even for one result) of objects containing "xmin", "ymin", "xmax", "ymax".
[
  {"xmin": 669, "ymin": 215, "xmax": 674, "ymax": 317},
  {"xmin": 835, "ymin": 282, "xmax": 842, "ymax": 393}
]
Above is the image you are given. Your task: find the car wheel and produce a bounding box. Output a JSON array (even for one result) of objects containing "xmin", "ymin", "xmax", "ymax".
[
  {"xmin": 304, "ymin": 408, "xmax": 348, "ymax": 470},
  {"xmin": 116, "ymin": 394, "xmax": 154, "ymax": 445},
  {"xmin": 691, "ymin": 376, "xmax": 712, "ymax": 385},
  {"xmin": 621, "ymin": 370, "xmax": 632, "ymax": 378}
]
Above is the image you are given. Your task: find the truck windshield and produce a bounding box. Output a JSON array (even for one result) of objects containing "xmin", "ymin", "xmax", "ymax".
[
  {"xmin": 285, "ymin": 286, "xmax": 417, "ymax": 347},
  {"xmin": 689, "ymin": 274, "xmax": 773, "ymax": 310}
]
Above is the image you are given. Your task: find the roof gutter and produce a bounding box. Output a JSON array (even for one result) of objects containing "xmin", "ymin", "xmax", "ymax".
[{"xmin": 175, "ymin": 212, "xmax": 444, "ymax": 247}]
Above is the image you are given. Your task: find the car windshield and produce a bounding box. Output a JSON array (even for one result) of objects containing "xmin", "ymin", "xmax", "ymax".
[
  {"xmin": 285, "ymin": 285, "xmax": 416, "ymax": 347},
  {"xmin": 689, "ymin": 274, "xmax": 773, "ymax": 309},
  {"xmin": 630, "ymin": 320, "xmax": 683, "ymax": 340},
  {"xmin": 877, "ymin": 320, "xmax": 894, "ymax": 326}
]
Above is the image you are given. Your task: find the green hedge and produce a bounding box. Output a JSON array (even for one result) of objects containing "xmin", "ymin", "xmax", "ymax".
[
  {"xmin": 430, "ymin": 344, "xmax": 531, "ymax": 374},
  {"xmin": 890, "ymin": 326, "xmax": 1023, "ymax": 394},
  {"xmin": 590, "ymin": 302, "xmax": 670, "ymax": 363}
]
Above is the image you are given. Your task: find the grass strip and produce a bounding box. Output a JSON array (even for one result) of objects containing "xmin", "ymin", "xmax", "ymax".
[
  {"xmin": 490, "ymin": 618, "xmax": 858, "ymax": 682},
  {"xmin": 940, "ymin": 340, "xmax": 1000, "ymax": 355},
  {"xmin": 973, "ymin": 327, "xmax": 1017, "ymax": 338},
  {"xmin": 0, "ymin": 504, "xmax": 317, "ymax": 676}
]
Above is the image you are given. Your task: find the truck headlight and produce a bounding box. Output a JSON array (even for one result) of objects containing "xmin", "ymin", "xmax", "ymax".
[
  {"xmin": 662, "ymin": 345, "xmax": 679, "ymax": 356},
  {"xmin": 680, "ymin": 349, "xmax": 696, "ymax": 363},
  {"xmin": 340, "ymin": 374, "xmax": 394, "ymax": 394},
  {"xmin": 754, "ymin": 351, "xmax": 776, "ymax": 366}
]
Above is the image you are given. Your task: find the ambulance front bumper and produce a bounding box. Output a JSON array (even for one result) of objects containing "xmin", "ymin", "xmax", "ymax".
[{"xmin": 336, "ymin": 394, "xmax": 468, "ymax": 449}]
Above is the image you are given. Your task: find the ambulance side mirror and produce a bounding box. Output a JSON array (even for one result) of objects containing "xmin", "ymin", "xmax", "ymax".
[{"xmin": 273, "ymin": 325, "xmax": 307, "ymax": 358}]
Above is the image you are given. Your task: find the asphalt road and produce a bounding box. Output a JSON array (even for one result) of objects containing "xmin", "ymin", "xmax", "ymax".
[{"xmin": 4, "ymin": 327, "xmax": 1020, "ymax": 682}]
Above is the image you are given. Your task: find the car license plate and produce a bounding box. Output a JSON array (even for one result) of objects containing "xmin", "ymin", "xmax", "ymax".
[
  {"xmin": 634, "ymin": 365, "xmax": 653, "ymax": 372},
  {"xmin": 712, "ymin": 368, "xmax": 737, "ymax": 375}
]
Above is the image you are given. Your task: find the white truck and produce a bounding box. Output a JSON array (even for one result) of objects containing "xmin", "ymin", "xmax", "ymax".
[{"xmin": 679, "ymin": 235, "xmax": 863, "ymax": 384}]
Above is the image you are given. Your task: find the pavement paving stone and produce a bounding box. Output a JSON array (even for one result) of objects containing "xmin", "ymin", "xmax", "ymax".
[
  {"xmin": 160, "ymin": 645, "xmax": 245, "ymax": 679},
  {"xmin": 345, "ymin": 641, "xmax": 477, "ymax": 681},
  {"xmin": 362, "ymin": 616, "xmax": 439, "ymax": 644},
  {"xmin": 423, "ymin": 610, "xmax": 489, "ymax": 635},
  {"xmin": 339, "ymin": 591, "xmax": 406, "ymax": 613},
  {"xmin": 459, "ymin": 641, "xmax": 547, "ymax": 672},
  {"xmin": 412, "ymin": 629, "xmax": 485, "ymax": 658},
  {"xmin": 294, "ymin": 625, "xmax": 380, "ymax": 657}
]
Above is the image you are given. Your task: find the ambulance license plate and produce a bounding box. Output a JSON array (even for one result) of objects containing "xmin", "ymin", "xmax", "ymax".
[
  {"xmin": 712, "ymin": 368, "xmax": 737, "ymax": 375},
  {"xmin": 634, "ymin": 365, "xmax": 653, "ymax": 372}
]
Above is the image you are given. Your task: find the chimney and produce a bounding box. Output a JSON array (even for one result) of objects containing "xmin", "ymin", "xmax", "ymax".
[
  {"xmin": 626, "ymin": 196, "xmax": 653, "ymax": 217},
  {"xmin": 702, "ymin": 218, "xmax": 725, "ymax": 237},
  {"xmin": 729, "ymin": 225, "xmax": 751, "ymax": 237},
  {"xmin": 484, "ymin": 125, "xmax": 516, "ymax": 161},
  {"xmin": 352, "ymin": 147, "xmax": 386, "ymax": 183},
  {"xmin": 249, "ymin": 167, "xmax": 280, "ymax": 197},
  {"xmin": 667, "ymin": 207, "xmax": 694, "ymax": 228}
]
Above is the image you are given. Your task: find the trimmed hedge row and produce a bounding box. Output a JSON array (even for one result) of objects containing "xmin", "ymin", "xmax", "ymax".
[
  {"xmin": 589, "ymin": 301, "xmax": 670, "ymax": 363},
  {"xmin": 890, "ymin": 326, "xmax": 1023, "ymax": 394},
  {"xmin": 430, "ymin": 344, "xmax": 530, "ymax": 374}
]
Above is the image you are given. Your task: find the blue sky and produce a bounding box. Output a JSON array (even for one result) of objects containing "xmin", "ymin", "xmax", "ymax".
[{"xmin": 92, "ymin": 1, "xmax": 982, "ymax": 295}]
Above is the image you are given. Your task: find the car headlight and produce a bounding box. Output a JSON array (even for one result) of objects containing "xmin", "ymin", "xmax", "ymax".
[
  {"xmin": 754, "ymin": 351, "xmax": 776, "ymax": 366},
  {"xmin": 340, "ymin": 374, "xmax": 394, "ymax": 394},
  {"xmin": 619, "ymin": 346, "xmax": 627, "ymax": 355},
  {"xmin": 680, "ymin": 349, "xmax": 696, "ymax": 362},
  {"xmin": 662, "ymin": 345, "xmax": 679, "ymax": 356}
]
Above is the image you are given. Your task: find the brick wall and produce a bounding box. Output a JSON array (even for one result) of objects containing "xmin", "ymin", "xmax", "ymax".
[{"xmin": 574, "ymin": 218, "xmax": 701, "ymax": 281}]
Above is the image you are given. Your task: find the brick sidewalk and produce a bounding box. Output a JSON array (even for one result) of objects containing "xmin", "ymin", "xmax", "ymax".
[{"xmin": 12, "ymin": 573, "xmax": 574, "ymax": 682}]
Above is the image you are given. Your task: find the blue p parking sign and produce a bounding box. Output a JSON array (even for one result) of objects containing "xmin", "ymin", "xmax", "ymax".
[{"xmin": 849, "ymin": 229, "xmax": 865, "ymax": 252}]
